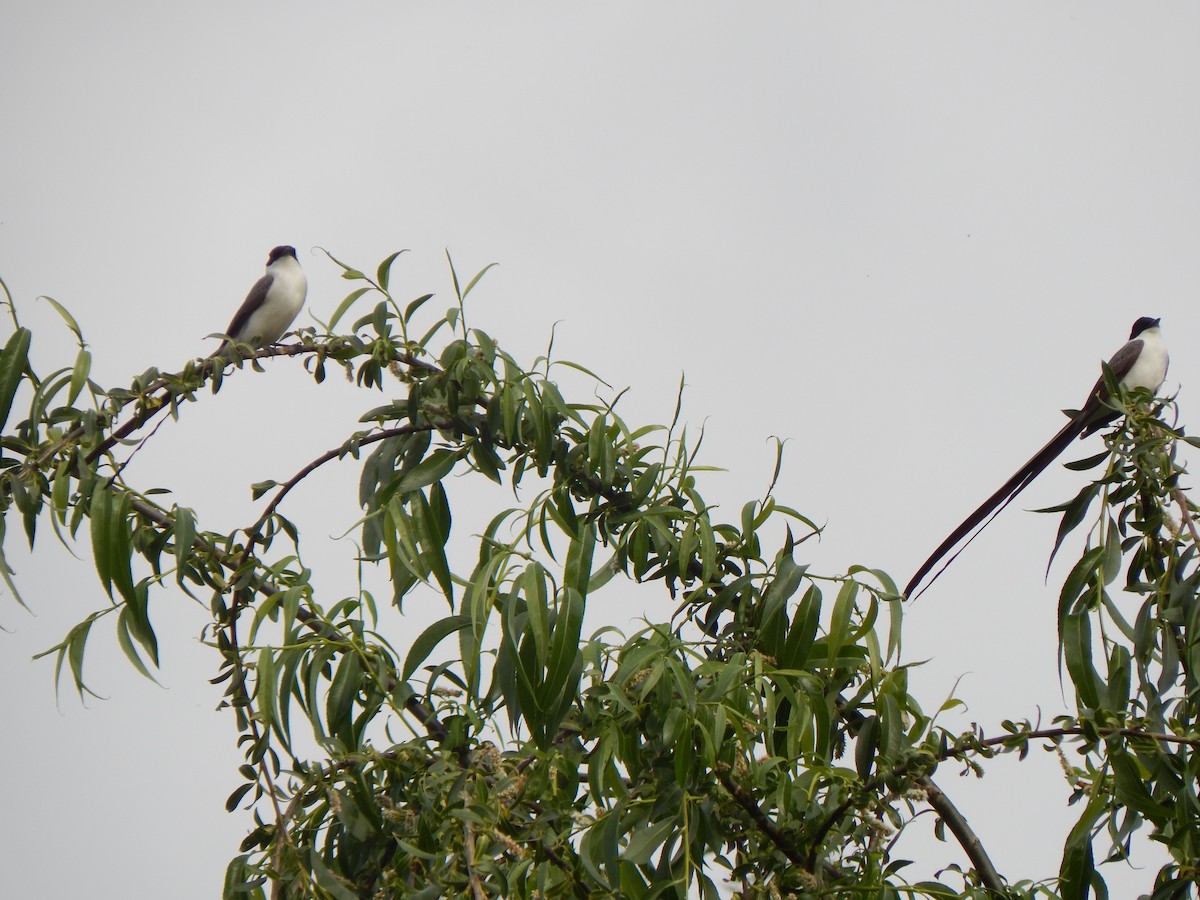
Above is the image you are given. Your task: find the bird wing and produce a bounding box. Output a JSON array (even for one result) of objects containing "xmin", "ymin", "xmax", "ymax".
[
  {"xmin": 224, "ymin": 273, "xmax": 274, "ymax": 340},
  {"xmin": 1106, "ymin": 338, "xmax": 1144, "ymax": 382},
  {"xmin": 1077, "ymin": 338, "xmax": 1143, "ymax": 438}
]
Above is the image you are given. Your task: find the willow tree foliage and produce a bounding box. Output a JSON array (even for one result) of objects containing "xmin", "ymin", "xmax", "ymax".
[{"xmin": 1, "ymin": 252, "xmax": 1198, "ymax": 899}]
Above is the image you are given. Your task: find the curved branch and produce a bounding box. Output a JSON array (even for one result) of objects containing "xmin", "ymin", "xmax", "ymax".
[
  {"xmin": 716, "ymin": 770, "xmax": 807, "ymax": 868},
  {"xmin": 953, "ymin": 724, "xmax": 1200, "ymax": 754},
  {"xmin": 1171, "ymin": 485, "xmax": 1200, "ymax": 546},
  {"xmin": 244, "ymin": 423, "xmax": 435, "ymax": 550},
  {"xmin": 918, "ymin": 776, "xmax": 1003, "ymax": 891},
  {"xmin": 124, "ymin": 492, "xmax": 449, "ymax": 743},
  {"xmin": 35, "ymin": 338, "xmax": 435, "ymax": 470}
]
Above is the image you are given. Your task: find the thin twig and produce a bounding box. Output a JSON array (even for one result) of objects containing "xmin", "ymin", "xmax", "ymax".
[
  {"xmin": 1171, "ymin": 485, "xmax": 1200, "ymax": 545},
  {"xmin": 244, "ymin": 424, "xmax": 435, "ymax": 549},
  {"xmin": 463, "ymin": 822, "xmax": 487, "ymax": 900}
]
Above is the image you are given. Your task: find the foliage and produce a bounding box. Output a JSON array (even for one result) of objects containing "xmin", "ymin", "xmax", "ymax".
[{"xmin": 1, "ymin": 253, "xmax": 1199, "ymax": 899}]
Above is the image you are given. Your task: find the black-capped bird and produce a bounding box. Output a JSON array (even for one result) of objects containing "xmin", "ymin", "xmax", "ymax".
[
  {"xmin": 212, "ymin": 245, "xmax": 307, "ymax": 357},
  {"xmin": 904, "ymin": 316, "xmax": 1169, "ymax": 599}
]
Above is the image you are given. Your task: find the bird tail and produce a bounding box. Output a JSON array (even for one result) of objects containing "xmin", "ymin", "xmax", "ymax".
[{"xmin": 903, "ymin": 414, "xmax": 1089, "ymax": 600}]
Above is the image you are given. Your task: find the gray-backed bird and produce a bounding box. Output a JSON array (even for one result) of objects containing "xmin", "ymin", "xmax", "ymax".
[
  {"xmin": 212, "ymin": 245, "xmax": 307, "ymax": 357},
  {"xmin": 904, "ymin": 316, "xmax": 1168, "ymax": 599}
]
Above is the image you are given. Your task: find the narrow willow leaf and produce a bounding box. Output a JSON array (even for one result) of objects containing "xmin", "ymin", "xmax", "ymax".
[
  {"xmin": 826, "ymin": 581, "xmax": 857, "ymax": 665},
  {"xmin": 543, "ymin": 589, "xmax": 584, "ymax": 709},
  {"xmin": 1045, "ymin": 483, "xmax": 1100, "ymax": 573},
  {"xmin": 328, "ymin": 287, "xmax": 373, "ymax": 331},
  {"xmin": 855, "ymin": 715, "xmax": 879, "ymax": 777},
  {"xmin": 779, "ymin": 584, "xmax": 822, "ymax": 670},
  {"xmin": 401, "ymin": 614, "xmax": 471, "ymax": 682},
  {"xmin": 256, "ymin": 648, "xmax": 278, "ymax": 734},
  {"xmin": 404, "ymin": 292, "xmax": 434, "ymax": 323},
  {"xmin": 1101, "ymin": 516, "xmax": 1122, "ymax": 586},
  {"xmin": 0, "ymin": 327, "xmax": 31, "ymax": 432},
  {"xmin": 1061, "ymin": 611, "xmax": 1101, "ymax": 711},
  {"xmin": 39, "ymin": 295, "xmax": 83, "ymax": 342},
  {"xmin": 125, "ymin": 583, "xmax": 159, "ymax": 668},
  {"xmin": 375, "ymin": 250, "xmax": 407, "ymax": 292},
  {"xmin": 0, "ymin": 520, "xmax": 29, "ymax": 609},
  {"xmin": 563, "ymin": 520, "xmax": 596, "ymax": 600},
  {"xmin": 1062, "ymin": 450, "xmax": 1110, "ymax": 472},
  {"xmin": 326, "ymin": 651, "xmax": 362, "ymax": 745},
  {"xmin": 224, "ymin": 782, "xmax": 255, "ymax": 813},
  {"xmin": 120, "ymin": 604, "xmax": 164, "ymax": 682},
  {"xmin": 1058, "ymin": 788, "xmax": 1105, "ymax": 900},
  {"xmin": 413, "ymin": 489, "xmax": 453, "ymax": 603},
  {"xmin": 460, "ymin": 262, "xmax": 499, "ymax": 300},
  {"xmin": 622, "ymin": 817, "xmax": 676, "ymax": 866},
  {"xmin": 522, "ymin": 563, "xmax": 551, "ymax": 663},
  {"xmin": 90, "ymin": 488, "xmax": 114, "ymax": 598},
  {"xmin": 391, "ymin": 449, "xmax": 458, "ymax": 496},
  {"xmin": 66, "ymin": 616, "xmax": 96, "ymax": 700},
  {"xmin": 173, "ymin": 506, "xmax": 195, "ymax": 586},
  {"xmin": 66, "ymin": 347, "xmax": 91, "ymax": 406}
]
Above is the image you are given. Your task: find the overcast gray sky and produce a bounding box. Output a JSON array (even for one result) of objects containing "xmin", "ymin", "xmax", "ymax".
[{"xmin": 3, "ymin": 3, "xmax": 1198, "ymax": 896}]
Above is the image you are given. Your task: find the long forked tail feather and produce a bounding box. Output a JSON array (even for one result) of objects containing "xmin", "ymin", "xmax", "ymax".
[{"xmin": 903, "ymin": 414, "xmax": 1092, "ymax": 599}]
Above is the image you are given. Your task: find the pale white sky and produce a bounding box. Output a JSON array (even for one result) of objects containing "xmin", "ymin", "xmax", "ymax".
[{"xmin": 2, "ymin": 3, "xmax": 1198, "ymax": 896}]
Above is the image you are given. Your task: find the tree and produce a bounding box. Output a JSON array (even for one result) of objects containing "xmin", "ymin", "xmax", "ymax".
[{"xmin": 1, "ymin": 251, "xmax": 1197, "ymax": 899}]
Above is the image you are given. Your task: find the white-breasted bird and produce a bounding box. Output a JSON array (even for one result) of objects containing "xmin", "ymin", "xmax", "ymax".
[
  {"xmin": 212, "ymin": 245, "xmax": 307, "ymax": 357},
  {"xmin": 904, "ymin": 316, "xmax": 1169, "ymax": 599}
]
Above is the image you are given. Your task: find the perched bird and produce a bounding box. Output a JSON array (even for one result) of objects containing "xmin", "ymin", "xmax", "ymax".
[
  {"xmin": 904, "ymin": 316, "xmax": 1169, "ymax": 599},
  {"xmin": 212, "ymin": 245, "xmax": 307, "ymax": 357}
]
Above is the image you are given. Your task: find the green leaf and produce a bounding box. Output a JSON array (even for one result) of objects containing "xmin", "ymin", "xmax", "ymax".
[
  {"xmin": 39, "ymin": 296, "xmax": 83, "ymax": 341},
  {"xmin": 256, "ymin": 648, "xmax": 278, "ymax": 734},
  {"xmin": 779, "ymin": 584, "xmax": 822, "ymax": 669},
  {"xmin": 404, "ymin": 293, "xmax": 435, "ymax": 323},
  {"xmin": 391, "ymin": 449, "xmax": 459, "ymax": 496},
  {"xmin": 0, "ymin": 519, "xmax": 29, "ymax": 610},
  {"xmin": 1061, "ymin": 611, "xmax": 1101, "ymax": 710},
  {"xmin": 0, "ymin": 327, "xmax": 31, "ymax": 432},
  {"xmin": 328, "ymin": 287, "xmax": 373, "ymax": 331},
  {"xmin": 855, "ymin": 715, "xmax": 879, "ymax": 777},
  {"xmin": 1045, "ymin": 483, "xmax": 1100, "ymax": 573},
  {"xmin": 622, "ymin": 816, "xmax": 676, "ymax": 865},
  {"xmin": 826, "ymin": 580, "xmax": 857, "ymax": 665},
  {"xmin": 564, "ymin": 520, "xmax": 596, "ymax": 600},
  {"xmin": 89, "ymin": 488, "xmax": 114, "ymax": 597},
  {"xmin": 124, "ymin": 582, "xmax": 159, "ymax": 668},
  {"xmin": 401, "ymin": 614, "xmax": 471, "ymax": 682},
  {"xmin": 68, "ymin": 347, "xmax": 91, "ymax": 406},
  {"xmin": 173, "ymin": 506, "xmax": 195, "ymax": 586},
  {"xmin": 544, "ymin": 590, "xmax": 584, "ymax": 706},
  {"xmin": 66, "ymin": 616, "xmax": 97, "ymax": 699},
  {"xmin": 522, "ymin": 563, "xmax": 551, "ymax": 663},
  {"xmin": 116, "ymin": 605, "xmax": 157, "ymax": 681},
  {"xmin": 326, "ymin": 651, "xmax": 362, "ymax": 746},
  {"xmin": 1059, "ymin": 788, "xmax": 1105, "ymax": 900},
  {"xmin": 460, "ymin": 262, "xmax": 499, "ymax": 300},
  {"xmin": 375, "ymin": 250, "xmax": 408, "ymax": 292},
  {"xmin": 224, "ymin": 782, "xmax": 255, "ymax": 812},
  {"xmin": 250, "ymin": 480, "xmax": 278, "ymax": 501},
  {"xmin": 1063, "ymin": 450, "xmax": 1110, "ymax": 472},
  {"xmin": 413, "ymin": 487, "xmax": 454, "ymax": 603}
]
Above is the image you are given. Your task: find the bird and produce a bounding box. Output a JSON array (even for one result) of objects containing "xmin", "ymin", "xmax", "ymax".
[
  {"xmin": 212, "ymin": 245, "xmax": 308, "ymax": 357},
  {"xmin": 904, "ymin": 316, "xmax": 1169, "ymax": 599}
]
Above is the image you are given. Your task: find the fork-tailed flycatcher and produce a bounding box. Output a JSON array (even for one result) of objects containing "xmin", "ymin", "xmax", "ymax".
[
  {"xmin": 212, "ymin": 245, "xmax": 307, "ymax": 357},
  {"xmin": 904, "ymin": 316, "xmax": 1168, "ymax": 599}
]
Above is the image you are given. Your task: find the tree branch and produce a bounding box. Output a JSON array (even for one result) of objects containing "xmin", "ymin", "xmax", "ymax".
[{"xmin": 716, "ymin": 770, "xmax": 808, "ymax": 869}]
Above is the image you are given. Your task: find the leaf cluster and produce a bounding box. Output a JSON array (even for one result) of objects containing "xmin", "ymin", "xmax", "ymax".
[{"xmin": 1, "ymin": 260, "xmax": 1198, "ymax": 899}]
